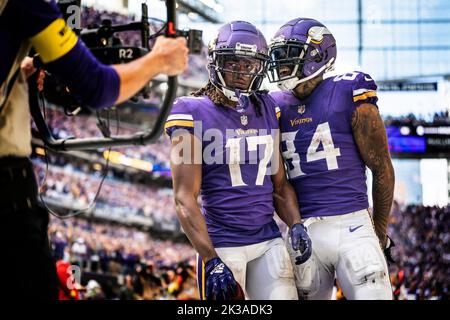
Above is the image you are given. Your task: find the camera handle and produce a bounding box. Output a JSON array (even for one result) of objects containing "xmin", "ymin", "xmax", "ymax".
[{"xmin": 29, "ymin": 0, "xmax": 178, "ymax": 151}]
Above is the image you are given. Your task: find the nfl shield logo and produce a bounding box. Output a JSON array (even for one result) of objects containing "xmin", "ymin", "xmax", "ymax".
[
  {"xmin": 240, "ymin": 115, "xmax": 248, "ymax": 126},
  {"xmin": 298, "ymin": 105, "xmax": 306, "ymax": 114}
]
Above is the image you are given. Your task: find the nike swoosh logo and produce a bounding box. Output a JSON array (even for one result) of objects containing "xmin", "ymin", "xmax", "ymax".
[{"xmin": 349, "ymin": 225, "xmax": 364, "ymax": 233}]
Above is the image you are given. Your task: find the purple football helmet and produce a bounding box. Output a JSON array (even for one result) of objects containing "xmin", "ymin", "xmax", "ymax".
[
  {"xmin": 267, "ymin": 18, "xmax": 337, "ymax": 90},
  {"xmin": 208, "ymin": 21, "xmax": 269, "ymax": 101}
]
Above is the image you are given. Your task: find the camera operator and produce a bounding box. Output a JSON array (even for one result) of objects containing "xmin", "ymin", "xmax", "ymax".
[{"xmin": 0, "ymin": 0, "xmax": 188, "ymax": 300}]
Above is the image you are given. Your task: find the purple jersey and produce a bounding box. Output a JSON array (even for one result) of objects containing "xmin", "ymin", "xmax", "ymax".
[
  {"xmin": 271, "ymin": 71, "xmax": 378, "ymax": 219},
  {"xmin": 165, "ymin": 94, "xmax": 282, "ymax": 248}
]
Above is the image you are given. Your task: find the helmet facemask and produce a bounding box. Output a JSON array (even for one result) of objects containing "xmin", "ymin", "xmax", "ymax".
[
  {"xmin": 208, "ymin": 43, "xmax": 269, "ymax": 102},
  {"xmin": 267, "ymin": 41, "xmax": 313, "ymax": 81},
  {"xmin": 267, "ymin": 24, "xmax": 337, "ymax": 91}
]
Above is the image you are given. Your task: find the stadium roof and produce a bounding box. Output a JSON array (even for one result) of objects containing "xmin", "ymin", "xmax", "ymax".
[{"xmin": 177, "ymin": 0, "xmax": 222, "ymax": 23}]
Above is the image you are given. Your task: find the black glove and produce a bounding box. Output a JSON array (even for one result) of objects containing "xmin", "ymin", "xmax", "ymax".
[
  {"xmin": 384, "ymin": 235, "xmax": 395, "ymax": 264},
  {"xmin": 290, "ymin": 223, "xmax": 312, "ymax": 265},
  {"xmin": 205, "ymin": 257, "xmax": 240, "ymax": 300}
]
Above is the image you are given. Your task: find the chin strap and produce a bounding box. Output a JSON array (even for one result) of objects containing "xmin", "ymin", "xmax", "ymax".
[
  {"xmin": 221, "ymin": 87, "xmax": 253, "ymax": 102},
  {"xmin": 221, "ymin": 87, "xmax": 240, "ymax": 102}
]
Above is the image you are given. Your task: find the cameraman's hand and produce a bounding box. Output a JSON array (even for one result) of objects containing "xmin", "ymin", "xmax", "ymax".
[
  {"xmin": 150, "ymin": 36, "xmax": 189, "ymax": 76},
  {"xmin": 113, "ymin": 36, "xmax": 189, "ymax": 104},
  {"xmin": 21, "ymin": 57, "xmax": 35, "ymax": 79},
  {"xmin": 21, "ymin": 57, "xmax": 45, "ymax": 91}
]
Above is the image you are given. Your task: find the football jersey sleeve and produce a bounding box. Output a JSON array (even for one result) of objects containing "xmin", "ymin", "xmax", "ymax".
[
  {"xmin": 351, "ymin": 72, "xmax": 378, "ymax": 107},
  {"xmin": 12, "ymin": 0, "xmax": 62, "ymax": 39},
  {"xmin": 164, "ymin": 98, "xmax": 198, "ymax": 139}
]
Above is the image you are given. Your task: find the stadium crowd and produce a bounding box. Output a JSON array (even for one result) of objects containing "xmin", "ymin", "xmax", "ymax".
[
  {"xmin": 33, "ymin": 160, "xmax": 178, "ymax": 226},
  {"xmin": 49, "ymin": 217, "xmax": 198, "ymax": 300},
  {"xmin": 38, "ymin": 106, "xmax": 172, "ymax": 170},
  {"xmin": 384, "ymin": 111, "xmax": 450, "ymax": 126},
  {"xmin": 388, "ymin": 202, "xmax": 449, "ymax": 300}
]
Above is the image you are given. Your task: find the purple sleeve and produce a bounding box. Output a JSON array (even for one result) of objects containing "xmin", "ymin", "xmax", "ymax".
[
  {"xmin": 45, "ymin": 40, "xmax": 120, "ymax": 110},
  {"xmin": 333, "ymin": 72, "xmax": 379, "ymax": 122},
  {"xmin": 164, "ymin": 98, "xmax": 197, "ymax": 139},
  {"xmin": 352, "ymin": 72, "xmax": 378, "ymax": 107},
  {"xmin": 13, "ymin": 0, "xmax": 62, "ymax": 38}
]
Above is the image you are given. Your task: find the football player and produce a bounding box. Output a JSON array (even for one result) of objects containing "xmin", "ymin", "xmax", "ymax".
[
  {"xmin": 267, "ymin": 18, "xmax": 395, "ymax": 300},
  {"xmin": 165, "ymin": 21, "xmax": 312, "ymax": 300}
]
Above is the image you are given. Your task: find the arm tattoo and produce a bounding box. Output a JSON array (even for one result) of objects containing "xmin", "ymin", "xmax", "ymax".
[{"xmin": 352, "ymin": 104, "xmax": 395, "ymax": 247}]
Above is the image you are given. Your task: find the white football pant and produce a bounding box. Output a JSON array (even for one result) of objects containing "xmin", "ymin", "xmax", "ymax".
[
  {"xmin": 197, "ymin": 237, "xmax": 298, "ymax": 300},
  {"xmin": 285, "ymin": 209, "xmax": 393, "ymax": 300}
]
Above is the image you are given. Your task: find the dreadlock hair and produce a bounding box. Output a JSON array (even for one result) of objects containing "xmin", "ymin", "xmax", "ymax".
[
  {"xmin": 192, "ymin": 81, "xmax": 268, "ymax": 117},
  {"xmin": 192, "ymin": 81, "xmax": 228, "ymax": 106}
]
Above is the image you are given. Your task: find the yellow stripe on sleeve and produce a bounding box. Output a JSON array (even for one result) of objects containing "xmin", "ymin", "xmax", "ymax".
[
  {"xmin": 353, "ymin": 91, "xmax": 377, "ymax": 102},
  {"xmin": 164, "ymin": 120, "xmax": 195, "ymax": 130},
  {"xmin": 202, "ymin": 260, "xmax": 206, "ymax": 300},
  {"xmin": 30, "ymin": 18, "xmax": 78, "ymax": 64},
  {"xmin": 276, "ymin": 111, "xmax": 281, "ymax": 119}
]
